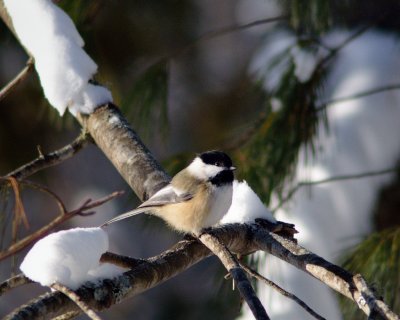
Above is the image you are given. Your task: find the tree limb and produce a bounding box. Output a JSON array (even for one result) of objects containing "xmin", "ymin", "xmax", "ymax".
[
  {"xmin": 199, "ymin": 232, "xmax": 269, "ymax": 320},
  {"xmin": 0, "ymin": 273, "xmax": 32, "ymax": 296},
  {"xmin": 272, "ymin": 166, "xmax": 399, "ymax": 211},
  {"xmin": 76, "ymin": 104, "xmax": 170, "ymax": 201},
  {"xmin": 0, "ymin": 191, "xmax": 123, "ymax": 261},
  {"xmin": 239, "ymin": 261, "xmax": 326, "ymax": 320},
  {"xmin": 51, "ymin": 283, "xmax": 102, "ymax": 320}
]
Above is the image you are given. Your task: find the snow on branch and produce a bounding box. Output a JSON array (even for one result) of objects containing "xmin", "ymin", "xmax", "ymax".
[{"xmin": 3, "ymin": 0, "xmax": 112, "ymax": 116}]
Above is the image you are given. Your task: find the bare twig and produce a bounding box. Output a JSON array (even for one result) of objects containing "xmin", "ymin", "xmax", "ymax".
[
  {"xmin": 0, "ymin": 273, "xmax": 32, "ymax": 296},
  {"xmin": 313, "ymin": 23, "xmax": 375, "ymax": 75},
  {"xmin": 199, "ymin": 232, "xmax": 269, "ymax": 320},
  {"xmin": 0, "ymin": 57, "xmax": 34, "ymax": 102},
  {"xmin": 51, "ymin": 283, "xmax": 102, "ymax": 320},
  {"xmin": 178, "ymin": 16, "xmax": 288, "ymax": 55},
  {"xmin": 316, "ymin": 84, "xmax": 400, "ymax": 111},
  {"xmin": 239, "ymin": 262, "xmax": 326, "ymax": 320},
  {"xmin": 273, "ymin": 167, "xmax": 399, "ymax": 211},
  {"xmin": 5, "ymin": 132, "xmax": 91, "ymax": 181},
  {"xmin": 0, "ymin": 191, "xmax": 123, "ymax": 261}
]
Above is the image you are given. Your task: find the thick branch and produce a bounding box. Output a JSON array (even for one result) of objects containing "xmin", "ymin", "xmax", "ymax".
[
  {"xmin": 199, "ymin": 233, "xmax": 269, "ymax": 320},
  {"xmin": 77, "ymin": 104, "xmax": 170, "ymax": 201}
]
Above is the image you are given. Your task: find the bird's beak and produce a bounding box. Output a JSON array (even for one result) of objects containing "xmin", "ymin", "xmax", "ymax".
[{"xmin": 230, "ymin": 166, "xmax": 236, "ymax": 171}]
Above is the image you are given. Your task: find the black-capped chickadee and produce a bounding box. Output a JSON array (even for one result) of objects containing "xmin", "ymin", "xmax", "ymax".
[{"xmin": 102, "ymin": 151, "xmax": 236, "ymax": 234}]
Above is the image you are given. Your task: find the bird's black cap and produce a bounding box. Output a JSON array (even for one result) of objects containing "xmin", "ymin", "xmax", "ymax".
[{"xmin": 199, "ymin": 150, "xmax": 233, "ymax": 168}]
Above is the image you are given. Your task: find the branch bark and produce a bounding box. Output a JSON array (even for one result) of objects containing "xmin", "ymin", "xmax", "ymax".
[{"xmin": 77, "ymin": 104, "xmax": 170, "ymax": 201}]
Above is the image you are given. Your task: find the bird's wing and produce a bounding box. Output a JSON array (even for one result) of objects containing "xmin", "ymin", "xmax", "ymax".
[
  {"xmin": 101, "ymin": 184, "xmax": 193, "ymax": 227},
  {"xmin": 138, "ymin": 185, "xmax": 193, "ymax": 208}
]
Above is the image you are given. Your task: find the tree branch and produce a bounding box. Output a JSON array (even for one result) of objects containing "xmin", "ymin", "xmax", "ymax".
[
  {"xmin": 239, "ymin": 261, "xmax": 326, "ymax": 320},
  {"xmin": 0, "ymin": 57, "xmax": 34, "ymax": 102},
  {"xmin": 76, "ymin": 104, "xmax": 170, "ymax": 201},
  {"xmin": 353, "ymin": 274, "xmax": 400, "ymax": 320},
  {"xmin": 273, "ymin": 167, "xmax": 399, "ymax": 211},
  {"xmin": 316, "ymin": 84, "xmax": 400, "ymax": 112},
  {"xmin": 5, "ymin": 132, "xmax": 91, "ymax": 180},
  {"xmin": 0, "ymin": 273, "xmax": 32, "ymax": 296},
  {"xmin": 51, "ymin": 283, "xmax": 102, "ymax": 320},
  {"xmin": 0, "ymin": 191, "xmax": 123, "ymax": 261},
  {"xmin": 199, "ymin": 232, "xmax": 269, "ymax": 320}
]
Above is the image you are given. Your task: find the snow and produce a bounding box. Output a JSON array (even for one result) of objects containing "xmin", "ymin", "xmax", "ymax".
[
  {"xmin": 290, "ymin": 46, "xmax": 319, "ymax": 83},
  {"xmin": 221, "ymin": 180, "xmax": 276, "ymax": 224},
  {"xmin": 20, "ymin": 227, "xmax": 126, "ymax": 290},
  {"xmin": 4, "ymin": 0, "xmax": 112, "ymax": 116}
]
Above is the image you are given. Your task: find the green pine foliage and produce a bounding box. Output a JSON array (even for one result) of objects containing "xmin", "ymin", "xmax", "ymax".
[
  {"xmin": 237, "ymin": 49, "xmax": 327, "ymax": 204},
  {"xmin": 122, "ymin": 62, "xmax": 169, "ymax": 139}
]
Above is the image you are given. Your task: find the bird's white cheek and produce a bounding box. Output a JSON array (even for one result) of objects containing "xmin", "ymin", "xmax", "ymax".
[{"xmin": 187, "ymin": 157, "xmax": 223, "ymax": 180}]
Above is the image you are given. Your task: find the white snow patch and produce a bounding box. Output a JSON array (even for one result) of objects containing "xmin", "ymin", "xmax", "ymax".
[
  {"xmin": 221, "ymin": 180, "xmax": 276, "ymax": 224},
  {"xmin": 270, "ymin": 97, "xmax": 283, "ymax": 112},
  {"xmin": 20, "ymin": 227, "xmax": 126, "ymax": 289},
  {"xmin": 4, "ymin": 0, "xmax": 112, "ymax": 116},
  {"xmin": 290, "ymin": 46, "xmax": 318, "ymax": 83}
]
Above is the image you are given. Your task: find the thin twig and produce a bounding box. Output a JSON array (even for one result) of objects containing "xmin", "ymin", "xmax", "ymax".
[
  {"xmin": 316, "ymin": 84, "xmax": 400, "ymax": 111},
  {"xmin": 51, "ymin": 283, "xmax": 102, "ymax": 320},
  {"xmin": 5, "ymin": 132, "xmax": 91, "ymax": 181},
  {"xmin": 313, "ymin": 23, "xmax": 375, "ymax": 75},
  {"xmin": 273, "ymin": 167, "xmax": 398, "ymax": 211},
  {"xmin": 133, "ymin": 15, "xmax": 289, "ymax": 80},
  {"xmin": 0, "ymin": 57, "xmax": 34, "ymax": 102},
  {"xmin": 240, "ymin": 262, "xmax": 326, "ymax": 320},
  {"xmin": 0, "ymin": 273, "xmax": 32, "ymax": 296},
  {"xmin": 186, "ymin": 16, "xmax": 288, "ymax": 50},
  {"xmin": 0, "ymin": 191, "xmax": 123, "ymax": 261},
  {"xmin": 199, "ymin": 232, "xmax": 270, "ymax": 320}
]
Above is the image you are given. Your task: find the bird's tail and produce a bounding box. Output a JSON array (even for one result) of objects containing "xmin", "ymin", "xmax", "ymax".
[{"xmin": 101, "ymin": 207, "xmax": 150, "ymax": 227}]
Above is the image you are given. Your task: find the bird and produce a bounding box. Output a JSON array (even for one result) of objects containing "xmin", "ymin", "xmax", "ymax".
[{"xmin": 102, "ymin": 150, "xmax": 236, "ymax": 234}]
